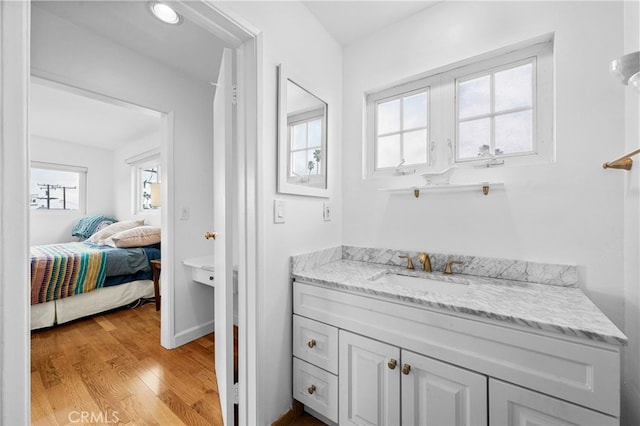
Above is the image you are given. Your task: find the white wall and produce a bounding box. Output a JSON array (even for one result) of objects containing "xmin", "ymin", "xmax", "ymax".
[
  {"xmin": 343, "ymin": 1, "xmax": 625, "ymax": 324},
  {"xmin": 219, "ymin": 2, "xmax": 343, "ymax": 423},
  {"xmin": 31, "ymin": 6, "xmax": 217, "ymax": 345},
  {"xmin": 623, "ymin": 0, "xmax": 640, "ymax": 423},
  {"xmin": 113, "ymin": 129, "xmax": 162, "ymax": 228},
  {"xmin": 29, "ymin": 135, "xmax": 116, "ymax": 245}
]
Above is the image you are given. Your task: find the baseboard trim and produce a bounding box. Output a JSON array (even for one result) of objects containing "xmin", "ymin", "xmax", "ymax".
[
  {"xmin": 271, "ymin": 400, "xmax": 304, "ymax": 426},
  {"xmin": 173, "ymin": 320, "xmax": 214, "ymax": 347}
]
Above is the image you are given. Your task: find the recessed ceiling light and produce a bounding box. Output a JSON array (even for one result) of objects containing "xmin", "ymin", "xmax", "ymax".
[{"xmin": 148, "ymin": 2, "xmax": 182, "ymax": 25}]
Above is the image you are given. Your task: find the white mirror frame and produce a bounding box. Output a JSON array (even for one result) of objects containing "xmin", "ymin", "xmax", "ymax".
[{"xmin": 277, "ymin": 64, "xmax": 330, "ymax": 197}]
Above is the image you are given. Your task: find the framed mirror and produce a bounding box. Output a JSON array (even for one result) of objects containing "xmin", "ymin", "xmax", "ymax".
[{"xmin": 277, "ymin": 65, "xmax": 329, "ymax": 197}]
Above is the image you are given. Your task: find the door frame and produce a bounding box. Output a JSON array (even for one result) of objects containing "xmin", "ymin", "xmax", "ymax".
[{"xmin": 0, "ymin": 1, "xmax": 262, "ymax": 425}]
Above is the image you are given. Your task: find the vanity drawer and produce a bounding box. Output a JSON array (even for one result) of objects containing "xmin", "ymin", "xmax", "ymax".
[
  {"xmin": 293, "ymin": 314, "xmax": 338, "ymax": 374},
  {"xmin": 293, "ymin": 357, "xmax": 338, "ymax": 423},
  {"xmin": 190, "ymin": 267, "xmax": 215, "ymax": 287}
]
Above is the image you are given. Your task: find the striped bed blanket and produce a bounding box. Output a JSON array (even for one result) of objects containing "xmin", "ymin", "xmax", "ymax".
[{"xmin": 31, "ymin": 242, "xmax": 108, "ymax": 305}]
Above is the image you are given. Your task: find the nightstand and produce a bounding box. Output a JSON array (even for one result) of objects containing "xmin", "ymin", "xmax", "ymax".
[{"xmin": 150, "ymin": 259, "xmax": 161, "ymax": 311}]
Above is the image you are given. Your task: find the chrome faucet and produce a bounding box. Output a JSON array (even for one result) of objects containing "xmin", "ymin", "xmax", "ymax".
[
  {"xmin": 418, "ymin": 252, "xmax": 432, "ymax": 272},
  {"xmin": 398, "ymin": 254, "xmax": 414, "ymax": 270},
  {"xmin": 443, "ymin": 260, "xmax": 464, "ymax": 275}
]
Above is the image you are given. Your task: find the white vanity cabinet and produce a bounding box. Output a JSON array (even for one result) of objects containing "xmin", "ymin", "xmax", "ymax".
[
  {"xmin": 339, "ymin": 330, "xmax": 487, "ymax": 426},
  {"xmin": 293, "ymin": 281, "xmax": 621, "ymax": 426}
]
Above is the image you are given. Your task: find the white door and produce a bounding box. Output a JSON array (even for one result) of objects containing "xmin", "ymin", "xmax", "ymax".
[
  {"xmin": 401, "ymin": 350, "xmax": 487, "ymax": 426},
  {"xmin": 213, "ymin": 47, "xmax": 235, "ymax": 426},
  {"xmin": 489, "ymin": 379, "xmax": 617, "ymax": 426},
  {"xmin": 339, "ymin": 330, "xmax": 401, "ymax": 426}
]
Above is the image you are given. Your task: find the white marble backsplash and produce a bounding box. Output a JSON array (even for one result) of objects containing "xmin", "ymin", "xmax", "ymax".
[{"xmin": 292, "ymin": 245, "xmax": 578, "ymax": 287}]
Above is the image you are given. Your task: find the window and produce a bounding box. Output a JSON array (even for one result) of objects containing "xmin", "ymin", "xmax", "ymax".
[
  {"xmin": 126, "ymin": 149, "xmax": 161, "ymax": 213},
  {"xmin": 366, "ymin": 36, "xmax": 553, "ymax": 177},
  {"xmin": 456, "ymin": 59, "xmax": 537, "ymax": 161},
  {"xmin": 367, "ymin": 78, "xmax": 433, "ymax": 175},
  {"xmin": 288, "ymin": 109, "xmax": 324, "ymax": 183},
  {"xmin": 30, "ymin": 162, "xmax": 86, "ymax": 211}
]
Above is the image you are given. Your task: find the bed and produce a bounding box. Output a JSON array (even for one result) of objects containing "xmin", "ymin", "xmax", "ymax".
[{"xmin": 30, "ymin": 217, "xmax": 161, "ymax": 330}]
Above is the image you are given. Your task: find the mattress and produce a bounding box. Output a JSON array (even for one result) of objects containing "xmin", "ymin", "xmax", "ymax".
[{"xmin": 31, "ymin": 279, "xmax": 154, "ymax": 330}]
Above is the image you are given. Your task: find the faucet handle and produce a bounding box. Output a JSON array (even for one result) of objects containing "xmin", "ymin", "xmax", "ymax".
[
  {"xmin": 398, "ymin": 255, "xmax": 414, "ymax": 270},
  {"xmin": 418, "ymin": 252, "xmax": 432, "ymax": 272},
  {"xmin": 443, "ymin": 260, "xmax": 464, "ymax": 275}
]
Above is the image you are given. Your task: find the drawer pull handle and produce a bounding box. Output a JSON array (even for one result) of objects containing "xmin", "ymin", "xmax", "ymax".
[
  {"xmin": 307, "ymin": 384, "xmax": 316, "ymax": 394},
  {"xmin": 388, "ymin": 359, "xmax": 398, "ymax": 370},
  {"xmin": 307, "ymin": 339, "xmax": 316, "ymax": 348},
  {"xmin": 402, "ymin": 364, "xmax": 411, "ymax": 375}
]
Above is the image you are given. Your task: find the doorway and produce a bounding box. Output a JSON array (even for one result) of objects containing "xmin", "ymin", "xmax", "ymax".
[{"xmin": 0, "ymin": 1, "xmax": 259, "ymax": 424}]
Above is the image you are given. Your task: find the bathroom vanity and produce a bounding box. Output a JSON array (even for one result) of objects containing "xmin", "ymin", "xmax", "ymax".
[{"xmin": 291, "ymin": 247, "xmax": 626, "ymax": 426}]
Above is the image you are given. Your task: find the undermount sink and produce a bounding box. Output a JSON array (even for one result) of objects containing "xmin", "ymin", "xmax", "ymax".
[{"xmin": 373, "ymin": 272, "xmax": 469, "ymax": 296}]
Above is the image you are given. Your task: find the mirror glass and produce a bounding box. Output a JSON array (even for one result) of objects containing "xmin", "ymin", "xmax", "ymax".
[{"xmin": 278, "ymin": 65, "xmax": 328, "ymax": 197}]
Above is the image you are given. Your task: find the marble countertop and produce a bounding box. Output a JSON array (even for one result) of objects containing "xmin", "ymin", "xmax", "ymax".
[{"xmin": 292, "ymin": 258, "xmax": 627, "ymax": 346}]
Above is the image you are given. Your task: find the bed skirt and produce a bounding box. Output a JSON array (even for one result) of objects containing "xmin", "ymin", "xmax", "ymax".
[{"xmin": 30, "ymin": 279, "xmax": 154, "ymax": 330}]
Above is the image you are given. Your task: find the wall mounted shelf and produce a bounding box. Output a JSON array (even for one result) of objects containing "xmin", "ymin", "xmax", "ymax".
[{"xmin": 380, "ymin": 182, "xmax": 504, "ymax": 198}]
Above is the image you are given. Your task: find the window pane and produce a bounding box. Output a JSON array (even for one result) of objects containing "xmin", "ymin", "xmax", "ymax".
[
  {"xmin": 458, "ymin": 75, "xmax": 490, "ymax": 119},
  {"xmin": 376, "ymin": 134, "xmax": 401, "ymax": 169},
  {"xmin": 292, "ymin": 123, "xmax": 307, "ymax": 150},
  {"xmin": 403, "ymin": 92, "xmax": 427, "ymax": 130},
  {"xmin": 377, "ymin": 99, "xmax": 401, "ymax": 134},
  {"xmin": 31, "ymin": 168, "xmax": 80, "ymax": 210},
  {"xmin": 308, "ymin": 119, "xmax": 322, "ymax": 148},
  {"xmin": 495, "ymin": 110, "xmax": 533, "ymax": 155},
  {"xmin": 458, "ymin": 118, "xmax": 490, "ymax": 159},
  {"xmin": 403, "ymin": 129, "xmax": 428, "ymax": 165},
  {"xmin": 292, "ymin": 150, "xmax": 308, "ymax": 177},
  {"xmin": 495, "ymin": 63, "xmax": 532, "ymax": 112},
  {"xmin": 140, "ymin": 166, "xmax": 159, "ymax": 210},
  {"xmin": 308, "ymin": 148, "xmax": 322, "ymax": 175}
]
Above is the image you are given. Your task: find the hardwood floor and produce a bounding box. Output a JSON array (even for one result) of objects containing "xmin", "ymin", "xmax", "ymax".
[
  {"xmin": 31, "ymin": 302, "xmax": 326, "ymax": 426},
  {"xmin": 31, "ymin": 302, "xmax": 221, "ymax": 425}
]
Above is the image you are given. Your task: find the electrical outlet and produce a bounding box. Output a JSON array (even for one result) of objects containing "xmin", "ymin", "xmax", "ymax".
[{"xmin": 323, "ymin": 202, "xmax": 332, "ymax": 221}]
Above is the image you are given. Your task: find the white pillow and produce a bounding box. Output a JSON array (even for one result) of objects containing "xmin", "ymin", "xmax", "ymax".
[
  {"xmin": 87, "ymin": 220, "xmax": 145, "ymax": 244},
  {"xmin": 108, "ymin": 226, "xmax": 161, "ymax": 248}
]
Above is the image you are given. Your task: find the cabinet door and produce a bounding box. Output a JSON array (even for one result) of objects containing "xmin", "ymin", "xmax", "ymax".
[
  {"xmin": 489, "ymin": 379, "xmax": 618, "ymax": 426},
  {"xmin": 401, "ymin": 350, "xmax": 487, "ymax": 426},
  {"xmin": 339, "ymin": 330, "xmax": 401, "ymax": 426}
]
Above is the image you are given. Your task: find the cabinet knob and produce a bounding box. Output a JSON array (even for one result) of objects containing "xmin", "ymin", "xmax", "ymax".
[
  {"xmin": 387, "ymin": 359, "xmax": 398, "ymax": 370},
  {"xmin": 402, "ymin": 364, "xmax": 411, "ymax": 375},
  {"xmin": 307, "ymin": 339, "xmax": 316, "ymax": 349},
  {"xmin": 205, "ymin": 232, "xmax": 217, "ymax": 240},
  {"xmin": 209, "ymin": 275, "xmax": 214, "ymax": 281},
  {"xmin": 307, "ymin": 384, "xmax": 316, "ymax": 394}
]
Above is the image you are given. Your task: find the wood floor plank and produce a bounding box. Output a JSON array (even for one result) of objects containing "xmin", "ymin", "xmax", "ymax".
[{"xmin": 31, "ymin": 304, "xmax": 225, "ymax": 425}]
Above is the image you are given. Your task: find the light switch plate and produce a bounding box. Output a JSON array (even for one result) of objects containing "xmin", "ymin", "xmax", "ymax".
[
  {"xmin": 274, "ymin": 199, "xmax": 285, "ymax": 224},
  {"xmin": 323, "ymin": 202, "xmax": 332, "ymax": 221}
]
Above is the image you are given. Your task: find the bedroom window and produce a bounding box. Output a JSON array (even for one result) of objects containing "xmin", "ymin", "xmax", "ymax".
[
  {"xmin": 30, "ymin": 162, "xmax": 87, "ymax": 211},
  {"xmin": 365, "ymin": 36, "xmax": 554, "ymax": 177},
  {"xmin": 127, "ymin": 149, "xmax": 161, "ymax": 214}
]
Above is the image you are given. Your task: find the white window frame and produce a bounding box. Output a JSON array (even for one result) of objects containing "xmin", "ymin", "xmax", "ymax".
[
  {"xmin": 446, "ymin": 40, "xmax": 554, "ymax": 167},
  {"xmin": 366, "ymin": 76, "xmax": 436, "ymax": 177},
  {"xmin": 30, "ymin": 161, "xmax": 87, "ymax": 214},
  {"xmin": 364, "ymin": 35, "xmax": 554, "ymax": 178},
  {"xmin": 126, "ymin": 149, "xmax": 161, "ymax": 215}
]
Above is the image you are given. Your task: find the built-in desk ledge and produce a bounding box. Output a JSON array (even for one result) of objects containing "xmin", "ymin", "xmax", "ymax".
[
  {"xmin": 379, "ymin": 182, "xmax": 504, "ymax": 197},
  {"xmin": 290, "ymin": 246, "xmax": 627, "ymax": 346}
]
